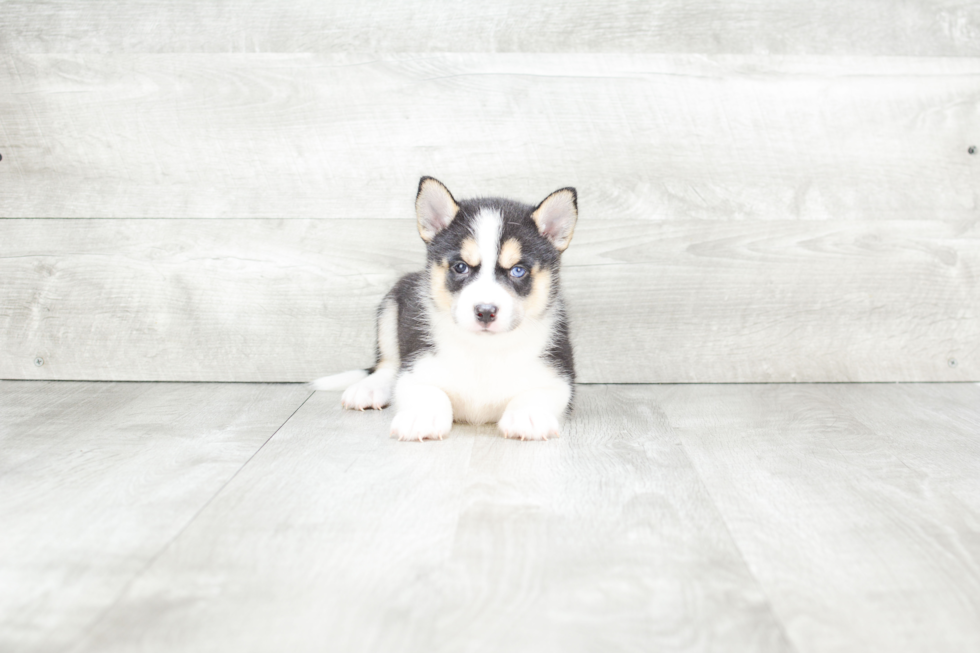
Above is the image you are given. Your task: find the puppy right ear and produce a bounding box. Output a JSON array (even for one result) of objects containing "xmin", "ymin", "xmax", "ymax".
[{"xmin": 415, "ymin": 177, "xmax": 459, "ymax": 243}]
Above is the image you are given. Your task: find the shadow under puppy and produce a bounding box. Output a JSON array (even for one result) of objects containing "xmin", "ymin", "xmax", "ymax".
[{"xmin": 314, "ymin": 177, "xmax": 577, "ymax": 441}]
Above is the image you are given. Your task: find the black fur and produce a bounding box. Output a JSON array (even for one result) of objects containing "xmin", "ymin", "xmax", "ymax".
[{"xmin": 384, "ymin": 272, "xmax": 433, "ymax": 369}]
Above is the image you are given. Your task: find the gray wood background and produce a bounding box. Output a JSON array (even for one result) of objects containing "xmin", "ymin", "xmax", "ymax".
[{"xmin": 1, "ymin": 2, "xmax": 978, "ymax": 382}]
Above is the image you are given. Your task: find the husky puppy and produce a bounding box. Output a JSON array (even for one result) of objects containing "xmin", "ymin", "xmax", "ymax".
[{"xmin": 314, "ymin": 177, "xmax": 577, "ymax": 441}]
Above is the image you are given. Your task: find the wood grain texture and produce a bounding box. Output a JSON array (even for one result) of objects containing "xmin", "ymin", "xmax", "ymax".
[
  {"xmin": 1, "ymin": 218, "xmax": 977, "ymax": 383},
  {"xmin": 1, "ymin": 54, "xmax": 977, "ymax": 221},
  {"xmin": 657, "ymin": 383, "xmax": 980, "ymax": 653},
  {"xmin": 71, "ymin": 385, "xmax": 793, "ymax": 653},
  {"xmin": 0, "ymin": 380, "xmax": 311, "ymax": 653},
  {"xmin": 1, "ymin": 1, "xmax": 978, "ymax": 56}
]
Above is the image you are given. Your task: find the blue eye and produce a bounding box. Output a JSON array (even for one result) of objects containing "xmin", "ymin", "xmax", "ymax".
[
  {"xmin": 510, "ymin": 265, "xmax": 527, "ymax": 278},
  {"xmin": 452, "ymin": 261, "xmax": 469, "ymax": 274}
]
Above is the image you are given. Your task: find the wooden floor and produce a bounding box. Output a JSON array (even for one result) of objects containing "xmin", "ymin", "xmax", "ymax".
[{"xmin": 2, "ymin": 381, "xmax": 978, "ymax": 652}]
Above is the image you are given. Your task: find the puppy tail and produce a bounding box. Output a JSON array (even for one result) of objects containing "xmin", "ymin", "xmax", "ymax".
[{"xmin": 308, "ymin": 369, "xmax": 370, "ymax": 391}]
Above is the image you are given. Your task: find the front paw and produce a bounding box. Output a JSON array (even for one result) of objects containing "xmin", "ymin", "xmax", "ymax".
[
  {"xmin": 498, "ymin": 407, "xmax": 560, "ymax": 441},
  {"xmin": 390, "ymin": 409, "xmax": 452, "ymax": 442},
  {"xmin": 341, "ymin": 373, "xmax": 393, "ymax": 411}
]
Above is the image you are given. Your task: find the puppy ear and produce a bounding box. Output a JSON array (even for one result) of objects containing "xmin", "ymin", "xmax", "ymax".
[
  {"xmin": 416, "ymin": 177, "xmax": 459, "ymax": 243},
  {"xmin": 531, "ymin": 187, "xmax": 577, "ymax": 252}
]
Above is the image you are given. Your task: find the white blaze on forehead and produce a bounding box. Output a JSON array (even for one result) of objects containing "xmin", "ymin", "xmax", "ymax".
[
  {"xmin": 472, "ymin": 207, "xmax": 502, "ymax": 279},
  {"xmin": 454, "ymin": 207, "xmax": 515, "ymax": 332}
]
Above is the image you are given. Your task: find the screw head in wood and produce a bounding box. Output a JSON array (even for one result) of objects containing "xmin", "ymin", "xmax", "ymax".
[
  {"xmin": 34, "ymin": 357, "xmax": 44, "ymax": 367},
  {"xmin": 948, "ymin": 358, "xmax": 957, "ymax": 368}
]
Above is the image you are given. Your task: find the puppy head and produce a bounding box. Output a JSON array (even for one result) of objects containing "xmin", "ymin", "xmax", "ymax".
[{"xmin": 416, "ymin": 177, "xmax": 577, "ymax": 334}]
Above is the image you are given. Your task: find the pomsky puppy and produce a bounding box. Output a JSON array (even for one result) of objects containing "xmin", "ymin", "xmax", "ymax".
[{"xmin": 313, "ymin": 177, "xmax": 577, "ymax": 441}]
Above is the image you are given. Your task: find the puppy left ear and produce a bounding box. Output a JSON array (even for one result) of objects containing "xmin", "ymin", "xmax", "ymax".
[
  {"xmin": 531, "ymin": 187, "xmax": 577, "ymax": 252},
  {"xmin": 416, "ymin": 177, "xmax": 460, "ymax": 243}
]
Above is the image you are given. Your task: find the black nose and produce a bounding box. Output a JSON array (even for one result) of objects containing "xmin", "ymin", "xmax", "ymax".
[{"xmin": 474, "ymin": 304, "xmax": 497, "ymax": 324}]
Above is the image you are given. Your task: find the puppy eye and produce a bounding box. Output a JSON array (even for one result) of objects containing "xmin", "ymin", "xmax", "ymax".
[
  {"xmin": 510, "ymin": 265, "xmax": 527, "ymax": 278},
  {"xmin": 452, "ymin": 261, "xmax": 469, "ymax": 274}
]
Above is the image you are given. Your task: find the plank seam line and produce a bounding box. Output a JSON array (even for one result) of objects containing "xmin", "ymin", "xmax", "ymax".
[
  {"xmin": 67, "ymin": 389, "xmax": 316, "ymax": 651},
  {"xmin": 668, "ymin": 419, "xmax": 801, "ymax": 652},
  {"xmin": 577, "ymin": 381, "xmax": 980, "ymax": 386},
  {"xmin": 6, "ymin": 380, "xmax": 978, "ymax": 386}
]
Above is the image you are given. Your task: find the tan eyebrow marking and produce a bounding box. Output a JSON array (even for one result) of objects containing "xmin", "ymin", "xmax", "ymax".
[
  {"xmin": 498, "ymin": 238, "xmax": 522, "ymax": 269},
  {"xmin": 460, "ymin": 237, "xmax": 481, "ymax": 267}
]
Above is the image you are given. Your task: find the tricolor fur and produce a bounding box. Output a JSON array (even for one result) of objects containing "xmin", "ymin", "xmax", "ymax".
[{"xmin": 314, "ymin": 177, "xmax": 577, "ymax": 441}]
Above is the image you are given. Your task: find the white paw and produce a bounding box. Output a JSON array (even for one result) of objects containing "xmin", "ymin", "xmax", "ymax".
[
  {"xmin": 341, "ymin": 372, "xmax": 393, "ymax": 410},
  {"xmin": 498, "ymin": 407, "xmax": 561, "ymax": 441},
  {"xmin": 390, "ymin": 408, "xmax": 452, "ymax": 442}
]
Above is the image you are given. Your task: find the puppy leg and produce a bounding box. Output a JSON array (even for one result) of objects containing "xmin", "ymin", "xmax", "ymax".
[
  {"xmin": 498, "ymin": 382, "xmax": 571, "ymax": 441},
  {"xmin": 342, "ymin": 296, "xmax": 399, "ymax": 410},
  {"xmin": 390, "ymin": 377, "xmax": 453, "ymax": 442},
  {"xmin": 341, "ymin": 367, "xmax": 396, "ymax": 410}
]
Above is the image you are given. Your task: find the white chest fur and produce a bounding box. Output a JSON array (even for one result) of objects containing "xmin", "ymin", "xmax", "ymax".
[{"xmin": 404, "ymin": 311, "xmax": 566, "ymax": 424}]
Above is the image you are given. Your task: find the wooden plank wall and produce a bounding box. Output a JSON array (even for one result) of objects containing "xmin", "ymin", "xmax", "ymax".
[
  {"xmin": 2, "ymin": 1, "xmax": 979, "ymax": 55},
  {"xmin": 1, "ymin": 3, "xmax": 978, "ymax": 382}
]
